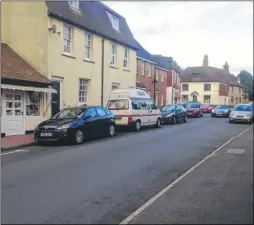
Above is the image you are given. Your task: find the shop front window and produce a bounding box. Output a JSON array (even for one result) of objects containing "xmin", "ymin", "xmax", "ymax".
[{"xmin": 26, "ymin": 91, "xmax": 40, "ymax": 116}]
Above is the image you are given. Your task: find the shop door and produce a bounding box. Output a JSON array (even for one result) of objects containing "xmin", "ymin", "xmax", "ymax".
[
  {"xmin": 4, "ymin": 92, "xmax": 24, "ymax": 135},
  {"xmin": 51, "ymin": 81, "xmax": 61, "ymax": 117}
]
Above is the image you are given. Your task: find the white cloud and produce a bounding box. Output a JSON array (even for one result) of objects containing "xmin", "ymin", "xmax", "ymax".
[{"xmin": 104, "ymin": 1, "xmax": 253, "ymax": 75}]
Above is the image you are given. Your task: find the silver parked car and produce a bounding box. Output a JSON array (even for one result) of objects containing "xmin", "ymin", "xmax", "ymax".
[{"xmin": 229, "ymin": 104, "xmax": 253, "ymax": 124}]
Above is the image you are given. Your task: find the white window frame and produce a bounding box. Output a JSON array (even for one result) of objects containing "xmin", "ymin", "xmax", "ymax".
[
  {"xmin": 63, "ymin": 24, "xmax": 72, "ymax": 55},
  {"xmin": 161, "ymin": 94, "xmax": 164, "ymax": 105},
  {"xmin": 84, "ymin": 33, "xmax": 92, "ymax": 60},
  {"xmin": 155, "ymin": 69, "xmax": 159, "ymax": 81},
  {"xmin": 123, "ymin": 48, "xmax": 129, "ymax": 69},
  {"xmin": 155, "ymin": 92, "xmax": 159, "ymax": 105},
  {"xmin": 161, "ymin": 72, "xmax": 164, "ymax": 82},
  {"xmin": 110, "ymin": 42, "xmax": 117, "ymax": 65},
  {"xmin": 147, "ymin": 64, "xmax": 151, "ymax": 77},
  {"xmin": 68, "ymin": 0, "xmax": 79, "ymax": 10},
  {"xmin": 107, "ymin": 11, "xmax": 119, "ymax": 31},
  {"xmin": 79, "ymin": 79, "xmax": 89, "ymax": 104},
  {"xmin": 140, "ymin": 61, "xmax": 145, "ymax": 76}
]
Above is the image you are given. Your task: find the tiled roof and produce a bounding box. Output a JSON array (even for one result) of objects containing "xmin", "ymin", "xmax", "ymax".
[
  {"xmin": 151, "ymin": 55, "xmax": 170, "ymax": 70},
  {"xmin": 46, "ymin": 1, "xmax": 139, "ymax": 50},
  {"xmin": 182, "ymin": 66, "xmax": 243, "ymax": 87},
  {"xmin": 135, "ymin": 41, "xmax": 155, "ymax": 63},
  {"xmin": 1, "ymin": 43, "xmax": 51, "ymax": 84}
]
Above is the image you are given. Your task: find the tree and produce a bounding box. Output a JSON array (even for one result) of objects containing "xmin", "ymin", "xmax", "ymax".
[{"xmin": 238, "ymin": 70, "xmax": 253, "ymax": 101}]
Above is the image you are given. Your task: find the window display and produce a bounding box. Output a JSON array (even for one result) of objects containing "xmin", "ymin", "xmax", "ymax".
[{"xmin": 26, "ymin": 91, "xmax": 40, "ymax": 116}]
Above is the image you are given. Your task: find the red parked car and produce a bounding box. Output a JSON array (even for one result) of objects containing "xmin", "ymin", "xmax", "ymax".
[
  {"xmin": 201, "ymin": 104, "xmax": 215, "ymax": 113},
  {"xmin": 186, "ymin": 102, "xmax": 203, "ymax": 117}
]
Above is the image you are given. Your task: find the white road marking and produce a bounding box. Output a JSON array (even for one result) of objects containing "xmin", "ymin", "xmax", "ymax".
[
  {"xmin": 119, "ymin": 126, "xmax": 252, "ymax": 224},
  {"xmin": 1, "ymin": 149, "xmax": 28, "ymax": 156},
  {"xmin": 236, "ymin": 124, "xmax": 253, "ymax": 138}
]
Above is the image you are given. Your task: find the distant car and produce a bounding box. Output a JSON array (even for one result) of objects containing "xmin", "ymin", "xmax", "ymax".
[
  {"xmin": 34, "ymin": 106, "xmax": 116, "ymax": 144},
  {"xmin": 201, "ymin": 104, "xmax": 215, "ymax": 113},
  {"xmin": 229, "ymin": 104, "xmax": 253, "ymax": 124},
  {"xmin": 186, "ymin": 102, "xmax": 203, "ymax": 118},
  {"xmin": 211, "ymin": 105, "xmax": 231, "ymax": 117},
  {"xmin": 161, "ymin": 104, "xmax": 187, "ymax": 124}
]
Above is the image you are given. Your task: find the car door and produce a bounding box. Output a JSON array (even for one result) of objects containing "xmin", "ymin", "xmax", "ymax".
[
  {"xmin": 82, "ymin": 108, "xmax": 99, "ymax": 138},
  {"xmin": 175, "ymin": 105, "xmax": 182, "ymax": 121},
  {"xmin": 95, "ymin": 107, "xmax": 109, "ymax": 136},
  {"xmin": 179, "ymin": 105, "xmax": 186, "ymax": 120}
]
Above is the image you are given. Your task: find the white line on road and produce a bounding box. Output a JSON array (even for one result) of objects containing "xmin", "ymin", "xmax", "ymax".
[
  {"xmin": 1, "ymin": 149, "xmax": 28, "ymax": 156},
  {"xmin": 119, "ymin": 125, "xmax": 252, "ymax": 224},
  {"xmin": 236, "ymin": 124, "xmax": 253, "ymax": 138}
]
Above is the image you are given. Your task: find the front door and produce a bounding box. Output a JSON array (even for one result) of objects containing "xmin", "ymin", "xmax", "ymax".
[
  {"xmin": 4, "ymin": 92, "xmax": 24, "ymax": 135},
  {"xmin": 193, "ymin": 95, "xmax": 197, "ymax": 102},
  {"xmin": 51, "ymin": 81, "xmax": 60, "ymax": 117}
]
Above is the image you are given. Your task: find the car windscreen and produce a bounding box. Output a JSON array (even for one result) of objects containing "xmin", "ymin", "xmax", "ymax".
[
  {"xmin": 107, "ymin": 99, "xmax": 129, "ymax": 110},
  {"xmin": 161, "ymin": 105, "xmax": 176, "ymax": 112},
  {"xmin": 214, "ymin": 105, "xmax": 229, "ymax": 109},
  {"xmin": 202, "ymin": 104, "xmax": 211, "ymax": 107},
  {"xmin": 187, "ymin": 103, "xmax": 199, "ymax": 108},
  {"xmin": 52, "ymin": 108, "xmax": 85, "ymax": 119},
  {"xmin": 233, "ymin": 105, "xmax": 251, "ymax": 112}
]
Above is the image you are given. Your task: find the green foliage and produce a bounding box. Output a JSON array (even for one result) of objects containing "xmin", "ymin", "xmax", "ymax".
[{"xmin": 238, "ymin": 70, "xmax": 253, "ymax": 101}]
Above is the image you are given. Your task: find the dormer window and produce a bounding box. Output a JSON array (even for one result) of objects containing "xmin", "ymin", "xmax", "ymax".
[
  {"xmin": 68, "ymin": 0, "xmax": 79, "ymax": 10},
  {"xmin": 107, "ymin": 11, "xmax": 119, "ymax": 31}
]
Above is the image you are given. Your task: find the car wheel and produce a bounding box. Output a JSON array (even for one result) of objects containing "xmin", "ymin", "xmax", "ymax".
[
  {"xmin": 172, "ymin": 116, "xmax": 177, "ymax": 125},
  {"xmin": 155, "ymin": 118, "xmax": 161, "ymax": 128},
  {"xmin": 134, "ymin": 120, "xmax": 141, "ymax": 131},
  {"xmin": 108, "ymin": 124, "xmax": 115, "ymax": 137},
  {"xmin": 229, "ymin": 119, "xmax": 234, "ymax": 124},
  {"xmin": 184, "ymin": 115, "xmax": 188, "ymax": 123},
  {"xmin": 75, "ymin": 130, "xmax": 84, "ymax": 144}
]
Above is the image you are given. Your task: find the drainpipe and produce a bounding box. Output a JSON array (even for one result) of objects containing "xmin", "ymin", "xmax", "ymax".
[
  {"xmin": 101, "ymin": 39, "xmax": 105, "ymax": 106},
  {"xmin": 153, "ymin": 67, "xmax": 157, "ymax": 103},
  {"xmin": 171, "ymin": 69, "xmax": 174, "ymax": 104}
]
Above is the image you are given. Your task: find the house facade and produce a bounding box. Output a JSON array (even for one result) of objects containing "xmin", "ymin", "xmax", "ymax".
[
  {"xmin": 135, "ymin": 41, "xmax": 156, "ymax": 98},
  {"xmin": 181, "ymin": 55, "xmax": 245, "ymax": 105},
  {"xmin": 181, "ymin": 55, "xmax": 229, "ymax": 105},
  {"xmin": 151, "ymin": 55, "xmax": 168, "ymax": 107},
  {"xmin": 2, "ymin": 1, "xmax": 138, "ymax": 118},
  {"xmin": 164, "ymin": 57, "xmax": 182, "ymax": 104},
  {"xmin": 1, "ymin": 43, "xmax": 56, "ymax": 136}
]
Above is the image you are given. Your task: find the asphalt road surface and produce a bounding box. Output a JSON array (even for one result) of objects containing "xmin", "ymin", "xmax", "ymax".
[{"xmin": 1, "ymin": 115, "xmax": 251, "ymax": 224}]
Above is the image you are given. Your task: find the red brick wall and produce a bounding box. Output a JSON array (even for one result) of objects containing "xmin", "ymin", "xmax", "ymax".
[
  {"xmin": 136, "ymin": 58, "xmax": 155, "ymax": 99},
  {"xmin": 156, "ymin": 68, "xmax": 167, "ymax": 106},
  {"xmin": 167, "ymin": 70, "xmax": 172, "ymax": 87},
  {"xmin": 219, "ymin": 84, "xmax": 228, "ymax": 96}
]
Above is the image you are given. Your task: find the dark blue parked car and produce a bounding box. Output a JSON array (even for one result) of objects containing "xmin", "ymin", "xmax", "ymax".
[{"xmin": 34, "ymin": 106, "xmax": 116, "ymax": 144}]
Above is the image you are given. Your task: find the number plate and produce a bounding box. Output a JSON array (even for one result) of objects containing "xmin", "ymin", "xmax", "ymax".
[
  {"xmin": 40, "ymin": 133, "xmax": 52, "ymax": 137},
  {"xmin": 187, "ymin": 112, "xmax": 192, "ymax": 115}
]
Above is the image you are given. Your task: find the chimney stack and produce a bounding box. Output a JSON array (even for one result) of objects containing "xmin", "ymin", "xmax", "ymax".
[
  {"xmin": 203, "ymin": 54, "xmax": 208, "ymax": 67},
  {"xmin": 223, "ymin": 62, "xmax": 229, "ymax": 73}
]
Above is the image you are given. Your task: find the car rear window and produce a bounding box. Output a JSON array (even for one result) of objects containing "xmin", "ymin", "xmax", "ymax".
[
  {"xmin": 214, "ymin": 105, "xmax": 229, "ymax": 109},
  {"xmin": 187, "ymin": 103, "xmax": 199, "ymax": 108},
  {"xmin": 233, "ymin": 105, "xmax": 251, "ymax": 112}
]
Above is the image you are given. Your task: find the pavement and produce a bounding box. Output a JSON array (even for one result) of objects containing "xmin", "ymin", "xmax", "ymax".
[
  {"xmin": 1, "ymin": 133, "xmax": 35, "ymax": 151},
  {"xmin": 1, "ymin": 114, "xmax": 253, "ymax": 224},
  {"xmin": 127, "ymin": 126, "xmax": 253, "ymax": 224}
]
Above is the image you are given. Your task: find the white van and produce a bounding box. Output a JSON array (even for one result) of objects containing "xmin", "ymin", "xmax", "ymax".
[{"xmin": 107, "ymin": 88, "xmax": 162, "ymax": 131}]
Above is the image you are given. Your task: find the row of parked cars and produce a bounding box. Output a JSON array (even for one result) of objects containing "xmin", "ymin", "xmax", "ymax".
[{"xmin": 34, "ymin": 88, "xmax": 253, "ymax": 145}]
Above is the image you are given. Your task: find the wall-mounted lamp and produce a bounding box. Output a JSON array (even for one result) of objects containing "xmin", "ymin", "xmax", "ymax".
[{"xmin": 48, "ymin": 24, "xmax": 60, "ymax": 35}]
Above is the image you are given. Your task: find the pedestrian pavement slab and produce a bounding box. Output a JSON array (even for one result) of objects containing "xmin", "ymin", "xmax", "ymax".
[
  {"xmin": 127, "ymin": 127, "xmax": 253, "ymax": 224},
  {"xmin": 1, "ymin": 133, "xmax": 36, "ymax": 152}
]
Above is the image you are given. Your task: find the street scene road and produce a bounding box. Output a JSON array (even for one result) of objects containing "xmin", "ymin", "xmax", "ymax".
[{"xmin": 1, "ymin": 115, "xmax": 253, "ymax": 224}]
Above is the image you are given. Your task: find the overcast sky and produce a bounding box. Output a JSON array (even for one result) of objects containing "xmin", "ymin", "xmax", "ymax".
[{"xmin": 104, "ymin": 1, "xmax": 253, "ymax": 75}]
